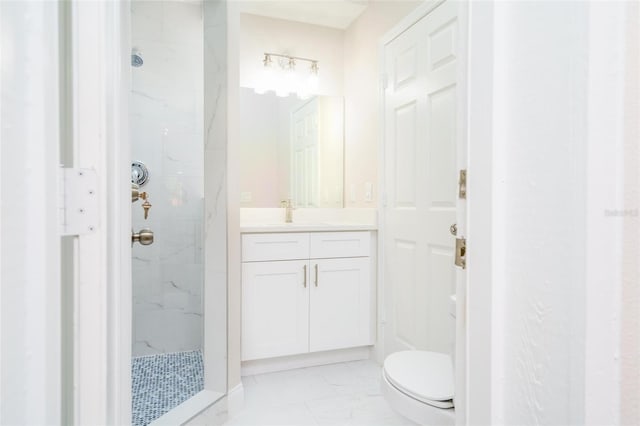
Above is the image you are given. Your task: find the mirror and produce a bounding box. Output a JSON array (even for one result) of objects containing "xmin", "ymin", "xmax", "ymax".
[{"xmin": 239, "ymin": 87, "xmax": 344, "ymax": 208}]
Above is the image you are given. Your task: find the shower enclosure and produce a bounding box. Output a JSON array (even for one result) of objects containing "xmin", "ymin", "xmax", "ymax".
[{"xmin": 129, "ymin": 1, "xmax": 227, "ymax": 424}]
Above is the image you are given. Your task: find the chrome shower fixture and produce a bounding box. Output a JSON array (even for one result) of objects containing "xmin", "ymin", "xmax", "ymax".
[{"xmin": 131, "ymin": 48, "xmax": 143, "ymax": 67}]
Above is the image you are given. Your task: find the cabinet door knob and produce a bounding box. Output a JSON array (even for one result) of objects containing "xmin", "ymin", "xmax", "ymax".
[
  {"xmin": 303, "ymin": 264, "xmax": 307, "ymax": 288},
  {"xmin": 314, "ymin": 264, "xmax": 319, "ymax": 287}
]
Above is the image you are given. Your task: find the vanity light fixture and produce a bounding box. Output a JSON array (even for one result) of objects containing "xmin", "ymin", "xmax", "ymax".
[{"xmin": 254, "ymin": 53, "xmax": 320, "ymax": 99}]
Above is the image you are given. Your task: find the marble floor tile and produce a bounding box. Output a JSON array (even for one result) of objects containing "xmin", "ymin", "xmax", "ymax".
[
  {"xmin": 225, "ymin": 402, "xmax": 318, "ymax": 426},
  {"xmin": 244, "ymin": 368, "xmax": 338, "ymax": 409},
  {"xmin": 225, "ymin": 360, "xmax": 418, "ymax": 426}
]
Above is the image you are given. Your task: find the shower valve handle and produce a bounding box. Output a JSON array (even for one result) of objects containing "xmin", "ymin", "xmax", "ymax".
[{"xmin": 132, "ymin": 183, "xmax": 140, "ymax": 202}]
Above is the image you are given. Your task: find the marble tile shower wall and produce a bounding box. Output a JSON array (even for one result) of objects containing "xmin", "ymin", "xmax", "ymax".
[{"xmin": 131, "ymin": 0, "xmax": 204, "ymax": 356}]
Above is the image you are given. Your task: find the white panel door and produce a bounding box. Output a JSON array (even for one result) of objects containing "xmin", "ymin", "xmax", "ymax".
[
  {"xmin": 291, "ymin": 98, "xmax": 319, "ymax": 207},
  {"xmin": 309, "ymin": 257, "xmax": 371, "ymax": 352},
  {"xmin": 384, "ymin": 0, "xmax": 459, "ymax": 355},
  {"xmin": 242, "ymin": 260, "xmax": 309, "ymax": 360}
]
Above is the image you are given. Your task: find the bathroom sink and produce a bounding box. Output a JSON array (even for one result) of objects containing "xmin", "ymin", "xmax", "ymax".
[
  {"xmin": 240, "ymin": 222, "xmax": 340, "ymax": 231},
  {"xmin": 260, "ymin": 222, "xmax": 329, "ymax": 227},
  {"xmin": 240, "ymin": 222, "xmax": 376, "ymax": 232}
]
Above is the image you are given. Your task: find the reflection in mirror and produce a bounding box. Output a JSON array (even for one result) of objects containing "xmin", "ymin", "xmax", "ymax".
[{"xmin": 239, "ymin": 88, "xmax": 344, "ymax": 208}]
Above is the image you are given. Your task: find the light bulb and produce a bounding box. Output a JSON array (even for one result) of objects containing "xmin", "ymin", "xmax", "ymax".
[
  {"xmin": 307, "ymin": 72, "xmax": 319, "ymax": 94},
  {"xmin": 255, "ymin": 54, "xmax": 275, "ymax": 94},
  {"xmin": 276, "ymin": 61, "xmax": 297, "ymax": 97}
]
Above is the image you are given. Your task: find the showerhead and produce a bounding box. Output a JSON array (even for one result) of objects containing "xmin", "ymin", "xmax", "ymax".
[{"xmin": 131, "ymin": 49, "xmax": 143, "ymax": 67}]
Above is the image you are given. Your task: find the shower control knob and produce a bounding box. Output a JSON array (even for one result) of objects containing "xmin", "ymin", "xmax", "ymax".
[
  {"xmin": 132, "ymin": 183, "xmax": 140, "ymax": 202},
  {"xmin": 132, "ymin": 228, "xmax": 154, "ymax": 246}
]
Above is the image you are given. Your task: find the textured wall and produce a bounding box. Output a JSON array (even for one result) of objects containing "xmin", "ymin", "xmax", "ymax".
[{"xmin": 493, "ymin": 1, "xmax": 590, "ymax": 423}]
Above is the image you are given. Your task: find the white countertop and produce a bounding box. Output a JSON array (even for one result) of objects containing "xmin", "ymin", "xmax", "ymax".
[
  {"xmin": 239, "ymin": 208, "xmax": 378, "ymax": 233},
  {"xmin": 240, "ymin": 222, "xmax": 378, "ymax": 233}
]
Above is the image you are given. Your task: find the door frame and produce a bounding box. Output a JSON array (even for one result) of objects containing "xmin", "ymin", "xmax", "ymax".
[
  {"xmin": 67, "ymin": 1, "xmax": 132, "ymax": 423},
  {"xmin": 377, "ymin": 1, "xmax": 493, "ymax": 424},
  {"xmin": 0, "ymin": 1, "xmax": 132, "ymax": 423}
]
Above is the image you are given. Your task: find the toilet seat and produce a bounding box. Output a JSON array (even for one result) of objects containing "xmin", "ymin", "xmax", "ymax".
[{"xmin": 383, "ymin": 351, "xmax": 454, "ymax": 409}]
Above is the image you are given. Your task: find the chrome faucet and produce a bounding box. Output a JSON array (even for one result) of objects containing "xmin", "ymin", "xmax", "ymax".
[{"xmin": 282, "ymin": 199, "xmax": 294, "ymax": 223}]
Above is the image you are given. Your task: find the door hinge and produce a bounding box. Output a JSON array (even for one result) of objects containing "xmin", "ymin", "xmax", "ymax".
[
  {"xmin": 59, "ymin": 167, "xmax": 99, "ymax": 236},
  {"xmin": 458, "ymin": 169, "xmax": 467, "ymax": 199},
  {"xmin": 455, "ymin": 237, "xmax": 466, "ymax": 269},
  {"xmin": 381, "ymin": 73, "xmax": 388, "ymax": 90}
]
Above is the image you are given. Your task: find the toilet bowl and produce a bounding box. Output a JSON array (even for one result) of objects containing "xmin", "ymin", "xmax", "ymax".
[
  {"xmin": 382, "ymin": 296, "xmax": 456, "ymax": 425},
  {"xmin": 382, "ymin": 350, "xmax": 455, "ymax": 425}
]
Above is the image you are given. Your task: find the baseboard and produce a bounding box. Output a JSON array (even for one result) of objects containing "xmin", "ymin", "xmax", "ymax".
[
  {"xmin": 180, "ymin": 384, "xmax": 244, "ymax": 425},
  {"xmin": 241, "ymin": 346, "xmax": 372, "ymax": 376},
  {"xmin": 151, "ymin": 390, "xmax": 225, "ymax": 426},
  {"xmin": 226, "ymin": 382, "xmax": 245, "ymax": 419}
]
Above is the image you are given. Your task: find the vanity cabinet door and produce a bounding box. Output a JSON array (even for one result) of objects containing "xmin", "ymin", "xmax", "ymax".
[
  {"xmin": 242, "ymin": 260, "xmax": 310, "ymax": 361},
  {"xmin": 309, "ymin": 257, "xmax": 372, "ymax": 352}
]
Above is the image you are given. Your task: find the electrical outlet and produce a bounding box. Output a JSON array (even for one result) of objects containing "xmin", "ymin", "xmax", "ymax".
[{"xmin": 240, "ymin": 192, "xmax": 252, "ymax": 203}]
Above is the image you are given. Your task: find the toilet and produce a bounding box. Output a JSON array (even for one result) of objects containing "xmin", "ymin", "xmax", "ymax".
[{"xmin": 382, "ymin": 296, "xmax": 457, "ymax": 425}]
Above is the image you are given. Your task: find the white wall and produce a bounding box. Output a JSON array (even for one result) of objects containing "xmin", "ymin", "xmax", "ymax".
[
  {"xmin": 621, "ymin": 3, "xmax": 640, "ymax": 424},
  {"xmin": 130, "ymin": 0, "xmax": 205, "ymax": 356},
  {"xmin": 342, "ymin": 0, "xmax": 421, "ymax": 207},
  {"xmin": 239, "ymin": 13, "xmax": 344, "ymax": 96}
]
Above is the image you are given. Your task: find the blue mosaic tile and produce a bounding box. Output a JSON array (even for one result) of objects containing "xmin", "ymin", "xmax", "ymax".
[{"xmin": 132, "ymin": 350, "xmax": 204, "ymax": 426}]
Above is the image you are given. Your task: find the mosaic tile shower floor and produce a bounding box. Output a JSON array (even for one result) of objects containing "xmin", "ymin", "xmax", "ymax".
[{"xmin": 132, "ymin": 350, "xmax": 204, "ymax": 426}]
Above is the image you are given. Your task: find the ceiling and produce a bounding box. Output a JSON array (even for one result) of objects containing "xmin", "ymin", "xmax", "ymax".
[{"xmin": 238, "ymin": 0, "xmax": 370, "ymax": 30}]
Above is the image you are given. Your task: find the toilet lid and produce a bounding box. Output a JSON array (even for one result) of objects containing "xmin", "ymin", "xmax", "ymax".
[{"xmin": 383, "ymin": 351, "xmax": 454, "ymax": 408}]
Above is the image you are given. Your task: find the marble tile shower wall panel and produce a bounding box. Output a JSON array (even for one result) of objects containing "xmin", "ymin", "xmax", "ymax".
[
  {"xmin": 131, "ymin": 0, "xmax": 204, "ymax": 356},
  {"xmin": 203, "ymin": 0, "xmax": 228, "ymax": 392}
]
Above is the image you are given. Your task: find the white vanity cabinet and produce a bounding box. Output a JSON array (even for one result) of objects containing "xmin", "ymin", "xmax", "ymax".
[
  {"xmin": 242, "ymin": 259, "xmax": 310, "ymax": 360},
  {"xmin": 309, "ymin": 256, "xmax": 371, "ymax": 352},
  {"xmin": 241, "ymin": 231, "xmax": 374, "ymax": 362}
]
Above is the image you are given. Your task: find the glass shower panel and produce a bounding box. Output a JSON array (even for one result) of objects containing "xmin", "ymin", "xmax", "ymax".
[{"xmin": 130, "ymin": 1, "xmax": 204, "ymax": 424}]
